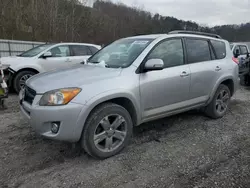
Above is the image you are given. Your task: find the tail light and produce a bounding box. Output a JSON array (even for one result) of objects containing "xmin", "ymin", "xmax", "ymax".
[{"xmin": 232, "ymin": 57, "xmax": 239, "ymax": 64}]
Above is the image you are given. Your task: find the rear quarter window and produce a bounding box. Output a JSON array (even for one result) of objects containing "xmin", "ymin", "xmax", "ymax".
[{"xmin": 210, "ymin": 40, "xmax": 226, "ymax": 59}]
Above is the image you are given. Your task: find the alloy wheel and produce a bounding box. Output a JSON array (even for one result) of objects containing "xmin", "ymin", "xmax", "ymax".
[
  {"xmin": 215, "ymin": 89, "xmax": 230, "ymax": 114},
  {"xmin": 94, "ymin": 114, "xmax": 127, "ymax": 153},
  {"xmin": 19, "ymin": 74, "xmax": 32, "ymax": 89}
]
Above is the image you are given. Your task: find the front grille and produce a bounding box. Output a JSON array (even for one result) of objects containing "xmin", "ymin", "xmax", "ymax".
[{"xmin": 23, "ymin": 86, "xmax": 36, "ymax": 105}]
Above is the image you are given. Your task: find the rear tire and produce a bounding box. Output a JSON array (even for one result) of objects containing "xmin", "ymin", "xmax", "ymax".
[
  {"xmin": 13, "ymin": 70, "xmax": 36, "ymax": 93},
  {"xmin": 81, "ymin": 103, "xmax": 133, "ymax": 159},
  {"xmin": 205, "ymin": 84, "xmax": 231, "ymax": 119}
]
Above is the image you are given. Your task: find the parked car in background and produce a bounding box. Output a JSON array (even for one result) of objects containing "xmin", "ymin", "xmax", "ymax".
[
  {"xmin": 230, "ymin": 43, "xmax": 250, "ymax": 85},
  {"xmin": 0, "ymin": 43, "xmax": 101, "ymax": 93},
  {"xmin": 20, "ymin": 31, "xmax": 238, "ymax": 159}
]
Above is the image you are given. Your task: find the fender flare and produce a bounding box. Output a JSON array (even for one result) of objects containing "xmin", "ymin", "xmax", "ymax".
[
  {"xmin": 73, "ymin": 89, "xmax": 141, "ymax": 141},
  {"xmin": 207, "ymin": 75, "xmax": 235, "ymax": 105},
  {"xmin": 8, "ymin": 66, "xmax": 40, "ymax": 87}
]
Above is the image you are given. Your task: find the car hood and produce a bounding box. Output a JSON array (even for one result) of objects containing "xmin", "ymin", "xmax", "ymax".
[
  {"xmin": 26, "ymin": 64, "xmax": 122, "ymax": 94},
  {"xmin": 0, "ymin": 56, "xmax": 34, "ymax": 66}
]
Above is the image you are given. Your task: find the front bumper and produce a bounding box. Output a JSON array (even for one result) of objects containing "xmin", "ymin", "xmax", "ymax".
[
  {"xmin": 20, "ymin": 92, "xmax": 85, "ymax": 142},
  {"xmin": 2, "ymin": 67, "xmax": 15, "ymax": 87}
]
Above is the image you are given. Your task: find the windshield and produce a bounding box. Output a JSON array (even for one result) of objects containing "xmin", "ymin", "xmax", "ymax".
[
  {"xmin": 88, "ymin": 38, "xmax": 153, "ymax": 68},
  {"xmin": 18, "ymin": 44, "xmax": 54, "ymax": 57}
]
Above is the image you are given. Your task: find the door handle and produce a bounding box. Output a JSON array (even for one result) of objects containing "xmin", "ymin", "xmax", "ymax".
[
  {"xmin": 215, "ymin": 66, "xmax": 221, "ymax": 71},
  {"xmin": 180, "ymin": 71, "xmax": 189, "ymax": 77}
]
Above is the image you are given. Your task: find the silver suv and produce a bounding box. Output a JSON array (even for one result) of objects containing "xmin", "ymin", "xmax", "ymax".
[{"xmin": 20, "ymin": 31, "xmax": 239, "ymax": 159}]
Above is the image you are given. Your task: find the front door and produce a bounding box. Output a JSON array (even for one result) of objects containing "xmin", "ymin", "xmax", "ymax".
[
  {"xmin": 139, "ymin": 38, "xmax": 191, "ymax": 120},
  {"xmin": 38, "ymin": 45, "xmax": 71, "ymax": 72}
]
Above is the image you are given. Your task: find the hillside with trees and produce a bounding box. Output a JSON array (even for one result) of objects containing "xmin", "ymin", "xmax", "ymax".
[{"xmin": 1, "ymin": 0, "xmax": 250, "ymax": 45}]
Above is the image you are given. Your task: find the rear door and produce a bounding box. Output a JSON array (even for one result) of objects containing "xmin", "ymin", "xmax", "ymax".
[
  {"xmin": 37, "ymin": 45, "xmax": 71, "ymax": 71},
  {"xmin": 69, "ymin": 45, "xmax": 93, "ymax": 66},
  {"xmin": 186, "ymin": 38, "xmax": 222, "ymax": 102}
]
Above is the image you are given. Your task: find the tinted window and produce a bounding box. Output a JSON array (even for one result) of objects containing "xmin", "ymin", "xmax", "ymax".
[
  {"xmin": 186, "ymin": 39, "xmax": 211, "ymax": 63},
  {"xmin": 233, "ymin": 45, "xmax": 240, "ymax": 56},
  {"xmin": 89, "ymin": 46, "xmax": 99, "ymax": 54},
  {"xmin": 71, "ymin": 45, "xmax": 91, "ymax": 56},
  {"xmin": 147, "ymin": 39, "xmax": 184, "ymax": 68},
  {"xmin": 48, "ymin": 45, "xmax": 70, "ymax": 57},
  {"xmin": 210, "ymin": 40, "xmax": 226, "ymax": 59},
  {"xmin": 240, "ymin": 45, "xmax": 248, "ymax": 55}
]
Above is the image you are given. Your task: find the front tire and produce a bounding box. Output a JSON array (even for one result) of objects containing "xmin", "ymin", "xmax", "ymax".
[
  {"xmin": 13, "ymin": 70, "xmax": 36, "ymax": 93},
  {"xmin": 205, "ymin": 84, "xmax": 231, "ymax": 119},
  {"xmin": 81, "ymin": 103, "xmax": 133, "ymax": 159}
]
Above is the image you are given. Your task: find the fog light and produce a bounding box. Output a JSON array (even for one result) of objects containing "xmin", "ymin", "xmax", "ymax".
[{"xmin": 51, "ymin": 122, "xmax": 60, "ymax": 133}]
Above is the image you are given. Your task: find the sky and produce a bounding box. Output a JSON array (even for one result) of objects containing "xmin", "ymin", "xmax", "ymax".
[{"xmin": 111, "ymin": 0, "xmax": 250, "ymax": 26}]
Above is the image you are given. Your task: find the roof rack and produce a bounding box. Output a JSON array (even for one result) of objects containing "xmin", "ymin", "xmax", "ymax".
[{"xmin": 168, "ymin": 30, "xmax": 222, "ymax": 39}]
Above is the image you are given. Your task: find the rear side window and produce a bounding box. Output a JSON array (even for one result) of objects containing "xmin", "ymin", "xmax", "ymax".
[
  {"xmin": 88, "ymin": 46, "xmax": 99, "ymax": 54},
  {"xmin": 240, "ymin": 45, "xmax": 248, "ymax": 55},
  {"xmin": 186, "ymin": 39, "xmax": 211, "ymax": 64},
  {"xmin": 71, "ymin": 45, "xmax": 92, "ymax": 56},
  {"xmin": 210, "ymin": 40, "xmax": 226, "ymax": 59}
]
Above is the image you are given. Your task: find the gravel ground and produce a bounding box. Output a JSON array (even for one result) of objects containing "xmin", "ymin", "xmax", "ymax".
[{"xmin": 1, "ymin": 87, "xmax": 250, "ymax": 188}]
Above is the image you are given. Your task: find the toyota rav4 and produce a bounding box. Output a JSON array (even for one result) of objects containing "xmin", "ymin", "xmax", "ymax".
[{"xmin": 20, "ymin": 31, "xmax": 239, "ymax": 159}]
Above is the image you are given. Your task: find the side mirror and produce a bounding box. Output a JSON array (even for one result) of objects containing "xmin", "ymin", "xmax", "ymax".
[
  {"xmin": 42, "ymin": 51, "xmax": 52, "ymax": 58},
  {"xmin": 80, "ymin": 59, "xmax": 87, "ymax": 64},
  {"xmin": 234, "ymin": 49, "xmax": 240, "ymax": 58},
  {"xmin": 144, "ymin": 59, "xmax": 164, "ymax": 71}
]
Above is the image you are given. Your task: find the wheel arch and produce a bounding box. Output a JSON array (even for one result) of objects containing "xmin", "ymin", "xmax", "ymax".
[
  {"xmin": 207, "ymin": 76, "xmax": 235, "ymax": 105},
  {"xmin": 10, "ymin": 68, "xmax": 39, "ymax": 86},
  {"xmin": 74, "ymin": 93, "xmax": 141, "ymax": 142}
]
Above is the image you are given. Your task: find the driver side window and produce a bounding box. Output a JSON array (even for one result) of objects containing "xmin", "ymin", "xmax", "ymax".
[
  {"xmin": 147, "ymin": 39, "xmax": 184, "ymax": 68},
  {"xmin": 48, "ymin": 45, "xmax": 70, "ymax": 57}
]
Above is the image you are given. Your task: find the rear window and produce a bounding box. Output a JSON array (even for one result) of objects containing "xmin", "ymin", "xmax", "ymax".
[
  {"xmin": 186, "ymin": 39, "xmax": 211, "ymax": 64},
  {"xmin": 210, "ymin": 40, "xmax": 226, "ymax": 59}
]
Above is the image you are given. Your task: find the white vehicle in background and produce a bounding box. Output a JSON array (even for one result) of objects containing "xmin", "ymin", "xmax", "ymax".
[{"xmin": 0, "ymin": 43, "xmax": 101, "ymax": 93}]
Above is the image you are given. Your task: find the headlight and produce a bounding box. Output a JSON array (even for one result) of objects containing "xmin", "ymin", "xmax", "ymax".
[{"xmin": 39, "ymin": 88, "xmax": 81, "ymax": 106}]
